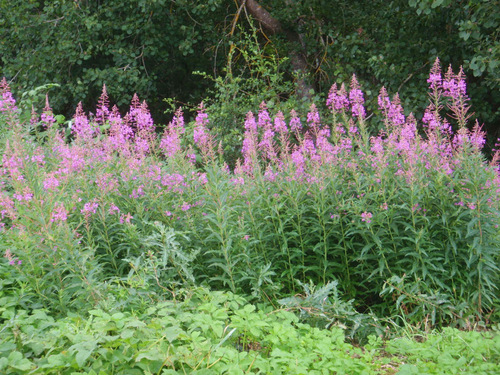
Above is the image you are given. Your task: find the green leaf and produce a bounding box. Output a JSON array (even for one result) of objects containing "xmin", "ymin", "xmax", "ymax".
[
  {"xmin": 75, "ymin": 349, "xmax": 92, "ymax": 368},
  {"xmin": 135, "ymin": 348, "xmax": 164, "ymax": 362},
  {"xmin": 164, "ymin": 326, "xmax": 183, "ymax": 343},
  {"xmin": 69, "ymin": 341, "xmax": 98, "ymax": 368},
  {"xmin": 0, "ymin": 357, "xmax": 8, "ymax": 371},
  {"xmin": 55, "ymin": 114, "xmax": 65, "ymax": 124},
  {"xmin": 0, "ymin": 342, "xmax": 16, "ymax": 353},
  {"xmin": 397, "ymin": 364, "xmax": 421, "ymax": 374},
  {"xmin": 431, "ymin": 0, "xmax": 444, "ymax": 8},
  {"xmin": 459, "ymin": 31, "xmax": 471, "ymax": 41},
  {"xmin": 8, "ymin": 351, "xmax": 33, "ymax": 371},
  {"xmin": 42, "ymin": 354, "xmax": 67, "ymax": 368}
]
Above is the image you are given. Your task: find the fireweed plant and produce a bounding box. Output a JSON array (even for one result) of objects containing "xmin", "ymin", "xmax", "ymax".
[{"xmin": 0, "ymin": 59, "xmax": 499, "ymax": 328}]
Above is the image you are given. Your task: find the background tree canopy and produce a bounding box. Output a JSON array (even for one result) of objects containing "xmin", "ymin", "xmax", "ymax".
[{"xmin": 0, "ymin": 0, "xmax": 498, "ymax": 149}]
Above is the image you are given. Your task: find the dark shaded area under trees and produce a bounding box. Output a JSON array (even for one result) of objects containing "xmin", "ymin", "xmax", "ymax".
[{"xmin": 0, "ymin": 0, "xmax": 498, "ymax": 155}]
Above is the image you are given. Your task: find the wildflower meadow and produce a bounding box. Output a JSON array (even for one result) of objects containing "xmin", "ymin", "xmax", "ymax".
[{"xmin": 0, "ymin": 59, "xmax": 499, "ymax": 374}]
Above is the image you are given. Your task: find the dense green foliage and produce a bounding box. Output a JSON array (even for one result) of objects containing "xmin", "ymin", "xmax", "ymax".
[
  {"xmin": 2, "ymin": 288, "xmax": 498, "ymax": 374},
  {"xmin": 1, "ymin": 0, "xmax": 498, "ymax": 151},
  {"xmin": 0, "ymin": 0, "xmax": 225, "ymax": 121}
]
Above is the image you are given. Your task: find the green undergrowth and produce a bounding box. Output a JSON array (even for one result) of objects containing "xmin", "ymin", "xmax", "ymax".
[{"xmin": 1, "ymin": 287, "xmax": 499, "ymax": 375}]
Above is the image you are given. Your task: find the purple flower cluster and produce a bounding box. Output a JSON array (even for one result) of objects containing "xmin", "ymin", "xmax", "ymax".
[
  {"xmin": 326, "ymin": 83, "xmax": 349, "ymax": 113},
  {"xmin": 81, "ymin": 201, "xmax": 98, "ymax": 218},
  {"xmin": 4, "ymin": 249, "xmax": 21, "ymax": 266},
  {"xmin": 258, "ymin": 103, "xmax": 278, "ymax": 164},
  {"xmin": 427, "ymin": 58, "xmax": 442, "ymax": 92},
  {"xmin": 43, "ymin": 175, "xmax": 60, "ymax": 191},
  {"xmin": 41, "ymin": 95, "xmax": 56, "ymax": 129},
  {"xmin": 242, "ymin": 112, "xmax": 259, "ymax": 174},
  {"xmin": 0, "ymin": 78, "xmax": 18, "ymax": 113},
  {"xmin": 193, "ymin": 103, "xmax": 216, "ymax": 161},
  {"xmin": 361, "ymin": 212, "xmax": 372, "ymax": 223},
  {"xmin": 349, "ymin": 75, "xmax": 366, "ymax": 119},
  {"xmin": 442, "ymin": 66, "xmax": 467, "ymax": 101},
  {"xmin": 378, "ymin": 88, "xmax": 405, "ymax": 127},
  {"xmin": 95, "ymin": 84, "xmax": 110, "ymax": 125},
  {"xmin": 51, "ymin": 202, "xmax": 68, "ymax": 223},
  {"xmin": 73, "ymin": 102, "xmax": 98, "ymax": 141},
  {"xmin": 160, "ymin": 108, "xmax": 184, "ymax": 158},
  {"xmin": 274, "ymin": 111, "xmax": 288, "ymax": 134},
  {"xmin": 289, "ymin": 110, "xmax": 302, "ymax": 134}
]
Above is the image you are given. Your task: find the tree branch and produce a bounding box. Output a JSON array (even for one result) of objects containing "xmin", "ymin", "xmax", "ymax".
[{"xmin": 239, "ymin": 0, "xmax": 282, "ymax": 35}]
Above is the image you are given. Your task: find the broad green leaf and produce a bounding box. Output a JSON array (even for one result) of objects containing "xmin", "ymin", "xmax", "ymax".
[{"xmin": 164, "ymin": 326, "xmax": 183, "ymax": 343}]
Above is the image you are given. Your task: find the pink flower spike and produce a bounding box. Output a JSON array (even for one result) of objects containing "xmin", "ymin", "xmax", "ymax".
[
  {"xmin": 81, "ymin": 201, "xmax": 98, "ymax": 216},
  {"xmin": 289, "ymin": 109, "xmax": 303, "ymax": 134},
  {"xmin": 361, "ymin": 211, "xmax": 372, "ymax": 223},
  {"xmin": 0, "ymin": 78, "xmax": 18, "ymax": 113},
  {"xmin": 51, "ymin": 202, "xmax": 68, "ymax": 222},
  {"xmin": 73, "ymin": 102, "xmax": 97, "ymax": 140},
  {"xmin": 273, "ymin": 111, "xmax": 287, "ymax": 133},
  {"xmin": 327, "ymin": 83, "xmax": 350, "ymax": 113},
  {"xmin": 120, "ymin": 212, "xmax": 133, "ymax": 224},
  {"xmin": 349, "ymin": 75, "xmax": 365, "ymax": 119},
  {"xmin": 427, "ymin": 58, "xmax": 442, "ymax": 91},
  {"xmin": 96, "ymin": 84, "xmax": 110, "ymax": 125},
  {"xmin": 41, "ymin": 94, "xmax": 55, "ymax": 128},
  {"xmin": 108, "ymin": 204, "xmax": 120, "ymax": 215},
  {"xmin": 258, "ymin": 102, "xmax": 272, "ymax": 129}
]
